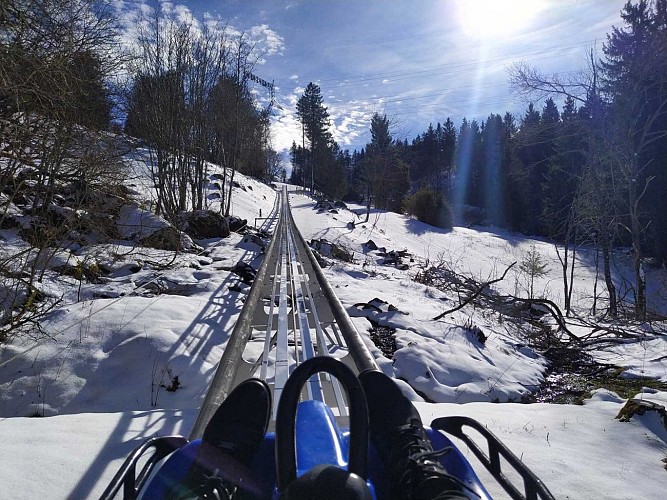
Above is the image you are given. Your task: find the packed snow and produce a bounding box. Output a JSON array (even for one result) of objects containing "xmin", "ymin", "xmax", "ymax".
[{"xmin": 0, "ymin": 157, "xmax": 666, "ymax": 498}]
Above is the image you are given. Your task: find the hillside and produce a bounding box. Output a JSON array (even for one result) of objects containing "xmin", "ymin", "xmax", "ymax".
[{"xmin": 0, "ymin": 148, "xmax": 665, "ymax": 498}]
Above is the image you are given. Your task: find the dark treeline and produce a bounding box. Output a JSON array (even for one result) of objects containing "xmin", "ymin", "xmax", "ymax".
[{"xmin": 291, "ymin": 0, "xmax": 666, "ymax": 318}]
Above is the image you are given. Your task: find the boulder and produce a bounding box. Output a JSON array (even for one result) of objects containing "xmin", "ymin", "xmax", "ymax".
[
  {"xmin": 310, "ymin": 238, "xmax": 353, "ymax": 263},
  {"xmin": 242, "ymin": 233, "xmax": 266, "ymax": 251},
  {"xmin": 138, "ymin": 226, "xmax": 182, "ymax": 251},
  {"xmin": 117, "ymin": 204, "xmax": 170, "ymax": 241},
  {"xmin": 363, "ymin": 240, "xmax": 378, "ymax": 251},
  {"xmin": 179, "ymin": 210, "xmax": 230, "ymax": 239},
  {"xmin": 228, "ymin": 216, "xmax": 248, "ymax": 233},
  {"xmin": 617, "ymin": 398, "xmax": 667, "ymax": 427},
  {"xmin": 230, "ymin": 261, "xmax": 257, "ymax": 284}
]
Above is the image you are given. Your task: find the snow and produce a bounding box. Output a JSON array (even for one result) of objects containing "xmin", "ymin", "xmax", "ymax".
[
  {"xmin": 417, "ymin": 390, "xmax": 667, "ymax": 499},
  {"xmin": 0, "ymin": 168, "xmax": 666, "ymax": 498},
  {"xmin": 117, "ymin": 204, "xmax": 172, "ymax": 240}
]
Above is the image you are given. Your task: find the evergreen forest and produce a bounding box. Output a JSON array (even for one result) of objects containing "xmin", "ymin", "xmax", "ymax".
[{"xmin": 289, "ymin": 0, "xmax": 667, "ymax": 320}]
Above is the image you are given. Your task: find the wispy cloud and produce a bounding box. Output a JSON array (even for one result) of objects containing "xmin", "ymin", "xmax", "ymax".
[
  {"xmin": 327, "ymin": 102, "xmax": 374, "ymax": 148},
  {"xmin": 249, "ymin": 24, "xmax": 285, "ymax": 56}
]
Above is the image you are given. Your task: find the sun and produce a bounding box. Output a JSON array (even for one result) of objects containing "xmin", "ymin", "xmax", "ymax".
[{"xmin": 456, "ymin": 0, "xmax": 540, "ymax": 39}]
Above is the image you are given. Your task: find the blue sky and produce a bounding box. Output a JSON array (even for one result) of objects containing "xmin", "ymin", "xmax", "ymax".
[{"xmin": 131, "ymin": 1, "xmax": 629, "ymax": 153}]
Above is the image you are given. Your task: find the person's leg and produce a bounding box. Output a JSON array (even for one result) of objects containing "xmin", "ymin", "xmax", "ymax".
[
  {"xmin": 200, "ymin": 378, "xmax": 272, "ymax": 466},
  {"xmin": 359, "ymin": 370, "xmax": 471, "ymax": 500},
  {"xmin": 168, "ymin": 378, "xmax": 272, "ymax": 500}
]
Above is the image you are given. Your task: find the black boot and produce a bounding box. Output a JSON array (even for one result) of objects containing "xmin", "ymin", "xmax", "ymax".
[
  {"xmin": 359, "ymin": 370, "xmax": 472, "ymax": 500},
  {"xmin": 171, "ymin": 378, "xmax": 272, "ymax": 499},
  {"xmin": 201, "ymin": 378, "xmax": 272, "ymax": 467}
]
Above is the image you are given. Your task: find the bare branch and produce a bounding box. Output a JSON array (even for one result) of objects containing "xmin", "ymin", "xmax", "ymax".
[{"xmin": 433, "ymin": 262, "xmax": 516, "ymax": 320}]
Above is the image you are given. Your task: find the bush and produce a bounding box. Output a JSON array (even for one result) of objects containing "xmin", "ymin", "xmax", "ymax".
[{"xmin": 403, "ymin": 188, "xmax": 453, "ymax": 229}]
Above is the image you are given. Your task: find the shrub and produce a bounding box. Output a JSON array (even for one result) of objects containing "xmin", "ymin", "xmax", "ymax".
[{"xmin": 403, "ymin": 188, "xmax": 453, "ymax": 229}]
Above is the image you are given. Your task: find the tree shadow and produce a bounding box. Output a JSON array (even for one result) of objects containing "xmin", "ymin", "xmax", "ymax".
[
  {"xmin": 68, "ymin": 408, "xmax": 197, "ymax": 498},
  {"xmin": 403, "ymin": 217, "xmax": 452, "ymax": 237}
]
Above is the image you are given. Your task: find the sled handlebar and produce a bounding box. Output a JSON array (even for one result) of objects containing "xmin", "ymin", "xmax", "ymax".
[{"xmin": 275, "ymin": 356, "xmax": 369, "ymax": 490}]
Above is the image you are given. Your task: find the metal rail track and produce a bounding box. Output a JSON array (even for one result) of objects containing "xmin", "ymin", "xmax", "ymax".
[
  {"xmin": 190, "ymin": 186, "xmax": 378, "ymax": 439},
  {"xmin": 103, "ymin": 186, "xmax": 556, "ymax": 500}
]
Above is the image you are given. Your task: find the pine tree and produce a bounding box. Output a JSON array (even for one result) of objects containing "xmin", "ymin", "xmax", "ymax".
[
  {"xmin": 602, "ymin": 0, "xmax": 667, "ymax": 271},
  {"xmin": 441, "ymin": 117, "xmax": 457, "ymax": 194},
  {"xmin": 296, "ymin": 83, "xmax": 332, "ymax": 147},
  {"xmin": 295, "ymin": 82, "xmax": 346, "ymax": 197},
  {"xmin": 519, "ymin": 245, "xmax": 550, "ymax": 299},
  {"xmin": 363, "ymin": 113, "xmax": 409, "ymax": 214},
  {"xmin": 482, "ymin": 114, "xmax": 504, "ymax": 225}
]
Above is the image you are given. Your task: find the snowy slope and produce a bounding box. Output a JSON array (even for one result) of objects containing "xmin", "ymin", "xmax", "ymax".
[
  {"xmin": 0, "ymin": 163, "xmax": 278, "ymax": 418},
  {"xmin": 0, "ymin": 166, "xmax": 665, "ymax": 498}
]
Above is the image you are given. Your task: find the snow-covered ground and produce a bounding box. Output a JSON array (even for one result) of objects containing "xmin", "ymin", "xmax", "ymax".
[
  {"xmin": 288, "ymin": 189, "xmax": 667, "ymax": 498},
  {"xmin": 0, "ymin": 158, "xmax": 666, "ymax": 498}
]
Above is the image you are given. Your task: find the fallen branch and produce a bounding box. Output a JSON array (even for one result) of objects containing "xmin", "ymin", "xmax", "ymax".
[
  {"xmin": 503, "ymin": 296, "xmax": 579, "ymax": 342},
  {"xmin": 433, "ymin": 262, "xmax": 516, "ymax": 320}
]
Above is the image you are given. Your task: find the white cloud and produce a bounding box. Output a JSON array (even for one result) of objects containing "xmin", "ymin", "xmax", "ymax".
[
  {"xmin": 250, "ymin": 24, "xmax": 285, "ymax": 56},
  {"xmin": 276, "ymin": 83, "xmax": 375, "ymax": 151},
  {"xmin": 173, "ymin": 4, "xmax": 196, "ymax": 26},
  {"xmin": 327, "ymin": 102, "xmax": 374, "ymax": 148},
  {"xmin": 270, "ymin": 107, "xmax": 302, "ymax": 152}
]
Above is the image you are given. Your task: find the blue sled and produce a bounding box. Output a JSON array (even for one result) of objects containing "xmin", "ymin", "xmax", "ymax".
[{"xmin": 101, "ymin": 358, "xmax": 554, "ymax": 500}]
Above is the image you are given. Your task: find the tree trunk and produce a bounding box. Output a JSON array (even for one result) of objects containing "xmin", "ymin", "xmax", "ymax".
[
  {"xmin": 567, "ymin": 244, "xmax": 576, "ymax": 316},
  {"xmin": 601, "ymin": 233, "xmax": 617, "ymax": 318}
]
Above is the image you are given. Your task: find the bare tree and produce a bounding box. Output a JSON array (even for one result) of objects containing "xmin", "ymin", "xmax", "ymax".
[
  {"xmin": 264, "ymin": 147, "xmax": 284, "ymax": 182},
  {"xmin": 0, "ymin": 0, "xmax": 126, "ymax": 340}
]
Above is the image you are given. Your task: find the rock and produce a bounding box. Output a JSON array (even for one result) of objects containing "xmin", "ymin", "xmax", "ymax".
[
  {"xmin": 118, "ymin": 204, "xmax": 171, "ymax": 241},
  {"xmin": 93, "ymin": 289, "xmax": 122, "ymax": 299},
  {"xmin": 179, "ymin": 210, "xmax": 230, "ymax": 239},
  {"xmin": 228, "ymin": 215, "xmax": 248, "ymax": 233},
  {"xmin": 363, "ymin": 240, "xmax": 378, "ymax": 251},
  {"xmin": 310, "ymin": 238, "xmax": 353, "ymax": 263},
  {"xmin": 230, "ymin": 261, "xmax": 256, "ymax": 284},
  {"xmin": 352, "ymin": 297, "xmax": 409, "ymax": 316},
  {"xmin": 617, "ymin": 398, "xmax": 667, "ymax": 427},
  {"xmin": 242, "ymin": 233, "xmax": 266, "ymax": 251},
  {"xmin": 468, "ymin": 325, "xmax": 487, "ymax": 345},
  {"xmin": 138, "ymin": 227, "xmax": 180, "ymax": 251},
  {"xmin": 382, "ymin": 253, "xmax": 399, "ymax": 266},
  {"xmin": 117, "ymin": 204, "xmax": 194, "ymax": 252},
  {"xmin": 380, "ymin": 249, "xmax": 411, "ymax": 268},
  {"xmin": 312, "ymin": 252, "xmax": 330, "ymax": 268}
]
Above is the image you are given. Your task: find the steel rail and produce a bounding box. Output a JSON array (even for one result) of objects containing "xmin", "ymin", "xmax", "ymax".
[
  {"xmin": 284, "ymin": 189, "xmax": 378, "ymax": 374},
  {"xmin": 190, "ymin": 186, "xmax": 378, "ymax": 439},
  {"xmin": 189, "ymin": 192, "xmax": 283, "ymax": 439}
]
